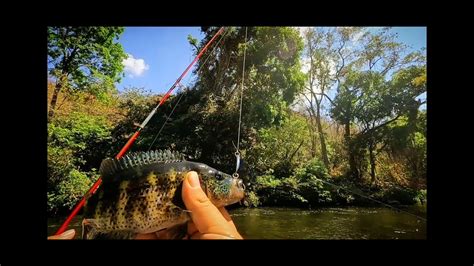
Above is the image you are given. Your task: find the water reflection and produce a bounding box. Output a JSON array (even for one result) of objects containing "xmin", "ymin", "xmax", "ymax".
[
  {"xmin": 229, "ymin": 206, "xmax": 426, "ymax": 239},
  {"xmin": 47, "ymin": 206, "xmax": 426, "ymax": 239}
]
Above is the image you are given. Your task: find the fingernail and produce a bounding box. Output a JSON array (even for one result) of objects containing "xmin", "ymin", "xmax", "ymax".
[{"xmin": 187, "ymin": 172, "xmax": 200, "ymax": 188}]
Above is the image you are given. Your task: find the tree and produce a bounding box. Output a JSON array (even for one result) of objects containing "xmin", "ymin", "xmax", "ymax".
[
  {"xmin": 163, "ymin": 26, "xmax": 306, "ymax": 172},
  {"xmin": 330, "ymin": 28, "xmax": 426, "ymax": 182},
  {"xmin": 299, "ymin": 27, "xmax": 367, "ymax": 172},
  {"xmin": 382, "ymin": 67, "xmax": 426, "ymax": 184},
  {"xmin": 247, "ymin": 111, "xmax": 311, "ymax": 177},
  {"xmin": 301, "ymin": 28, "xmax": 339, "ymax": 167},
  {"xmin": 47, "ymin": 27, "xmax": 126, "ymax": 121}
]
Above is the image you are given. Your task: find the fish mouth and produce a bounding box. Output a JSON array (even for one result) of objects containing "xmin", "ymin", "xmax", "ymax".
[
  {"xmin": 237, "ymin": 179, "xmax": 245, "ymax": 191},
  {"xmin": 232, "ymin": 179, "xmax": 245, "ymax": 200}
]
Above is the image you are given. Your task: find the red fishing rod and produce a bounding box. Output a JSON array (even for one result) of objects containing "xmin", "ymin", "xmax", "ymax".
[{"xmin": 54, "ymin": 27, "xmax": 225, "ymax": 235}]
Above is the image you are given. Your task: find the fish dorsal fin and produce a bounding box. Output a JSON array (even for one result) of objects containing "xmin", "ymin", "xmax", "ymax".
[{"xmin": 99, "ymin": 149, "xmax": 185, "ymax": 179}]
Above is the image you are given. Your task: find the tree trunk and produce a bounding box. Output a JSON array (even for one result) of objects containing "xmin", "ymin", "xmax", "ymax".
[
  {"xmin": 315, "ymin": 101, "xmax": 330, "ymax": 168},
  {"xmin": 289, "ymin": 140, "xmax": 305, "ymax": 164},
  {"xmin": 345, "ymin": 122, "xmax": 358, "ymax": 180},
  {"xmin": 310, "ymin": 132, "xmax": 317, "ymax": 157},
  {"xmin": 369, "ymin": 141, "xmax": 376, "ymax": 184},
  {"xmin": 306, "ymin": 115, "xmax": 317, "ymax": 157},
  {"xmin": 48, "ymin": 79, "xmax": 63, "ymax": 121},
  {"xmin": 304, "ymin": 93, "xmax": 317, "ymax": 158}
]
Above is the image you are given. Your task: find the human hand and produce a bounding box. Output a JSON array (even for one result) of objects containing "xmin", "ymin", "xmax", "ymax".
[
  {"xmin": 49, "ymin": 172, "xmax": 242, "ymax": 240},
  {"xmin": 136, "ymin": 171, "xmax": 243, "ymax": 239},
  {"xmin": 181, "ymin": 171, "xmax": 243, "ymax": 239},
  {"xmin": 48, "ymin": 229, "xmax": 76, "ymax": 240}
]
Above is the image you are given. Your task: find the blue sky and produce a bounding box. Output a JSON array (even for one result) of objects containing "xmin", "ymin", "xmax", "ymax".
[
  {"xmin": 116, "ymin": 27, "xmax": 426, "ymax": 96},
  {"xmin": 391, "ymin": 27, "xmax": 426, "ymax": 110},
  {"xmin": 118, "ymin": 27, "xmax": 204, "ymax": 94},
  {"xmin": 391, "ymin": 27, "xmax": 426, "ymax": 51}
]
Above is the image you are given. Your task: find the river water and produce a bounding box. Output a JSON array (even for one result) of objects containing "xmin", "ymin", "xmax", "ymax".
[
  {"xmin": 230, "ymin": 206, "xmax": 426, "ymax": 239},
  {"xmin": 47, "ymin": 206, "xmax": 426, "ymax": 239}
]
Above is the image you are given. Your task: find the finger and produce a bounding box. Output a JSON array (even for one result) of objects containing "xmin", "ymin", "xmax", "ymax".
[
  {"xmin": 182, "ymin": 171, "xmax": 232, "ymax": 235},
  {"xmin": 214, "ymin": 209, "xmax": 242, "ymax": 239},
  {"xmin": 190, "ymin": 232, "xmax": 242, "ymax": 240},
  {"xmin": 180, "ymin": 220, "xmax": 240, "ymax": 240},
  {"xmin": 187, "ymin": 221, "xmax": 198, "ymax": 236},
  {"xmin": 199, "ymin": 233, "xmax": 242, "ymax": 239},
  {"xmin": 218, "ymin": 207, "xmax": 237, "ymax": 228},
  {"xmin": 48, "ymin": 229, "xmax": 75, "ymax": 240},
  {"xmin": 216, "ymin": 208, "xmax": 242, "ymax": 239},
  {"xmin": 218, "ymin": 207, "xmax": 232, "ymax": 221}
]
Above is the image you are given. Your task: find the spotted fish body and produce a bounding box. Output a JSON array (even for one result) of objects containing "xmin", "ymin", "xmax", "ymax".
[{"xmin": 82, "ymin": 150, "xmax": 245, "ymax": 239}]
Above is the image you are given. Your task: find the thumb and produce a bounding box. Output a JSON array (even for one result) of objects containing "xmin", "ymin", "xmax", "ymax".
[{"xmin": 182, "ymin": 171, "xmax": 232, "ymax": 235}]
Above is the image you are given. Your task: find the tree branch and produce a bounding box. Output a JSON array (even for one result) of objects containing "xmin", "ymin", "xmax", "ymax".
[
  {"xmin": 335, "ymin": 39, "xmax": 346, "ymax": 76},
  {"xmin": 362, "ymin": 115, "xmax": 400, "ymax": 135},
  {"xmin": 303, "ymin": 92, "xmax": 317, "ymax": 119},
  {"xmin": 375, "ymin": 142, "xmax": 388, "ymax": 156},
  {"xmin": 289, "ymin": 139, "xmax": 305, "ymax": 163},
  {"xmin": 315, "ymin": 92, "xmax": 336, "ymax": 107}
]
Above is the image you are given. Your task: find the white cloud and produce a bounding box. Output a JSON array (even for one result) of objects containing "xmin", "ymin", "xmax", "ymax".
[{"xmin": 122, "ymin": 54, "xmax": 149, "ymax": 77}]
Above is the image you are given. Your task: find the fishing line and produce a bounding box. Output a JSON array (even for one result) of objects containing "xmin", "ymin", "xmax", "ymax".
[
  {"xmin": 233, "ymin": 27, "xmax": 248, "ymax": 178},
  {"xmin": 54, "ymin": 27, "xmax": 227, "ymax": 236},
  {"xmin": 146, "ymin": 28, "xmax": 231, "ymax": 151},
  {"xmin": 314, "ymin": 177, "xmax": 427, "ymax": 221}
]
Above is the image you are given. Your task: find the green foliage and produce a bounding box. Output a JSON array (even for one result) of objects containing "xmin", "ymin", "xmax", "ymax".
[
  {"xmin": 109, "ymin": 87, "xmax": 157, "ymax": 152},
  {"xmin": 416, "ymin": 189, "xmax": 427, "ymax": 205},
  {"xmin": 140, "ymin": 27, "xmax": 308, "ymax": 173},
  {"xmin": 187, "ymin": 34, "xmax": 199, "ymax": 51},
  {"xmin": 48, "ymin": 146, "xmax": 75, "ymax": 188},
  {"xmin": 247, "ymin": 112, "xmax": 311, "ymax": 177},
  {"xmin": 49, "ymin": 112, "xmax": 113, "ymax": 168},
  {"xmin": 46, "ymin": 27, "xmax": 427, "ymax": 215},
  {"xmin": 380, "ymin": 186, "xmax": 420, "ymax": 205},
  {"xmin": 293, "ymin": 158, "xmax": 331, "ymax": 182},
  {"xmin": 382, "ymin": 111, "xmax": 426, "ymax": 182},
  {"xmin": 254, "ymin": 159, "xmax": 336, "ymax": 206},
  {"xmin": 48, "ymin": 26, "xmax": 126, "ymax": 89},
  {"xmin": 293, "ymin": 159, "xmax": 333, "ymax": 204},
  {"xmin": 47, "ymin": 169, "xmax": 95, "ymax": 214},
  {"xmin": 48, "ymin": 111, "xmax": 113, "ymax": 214},
  {"xmin": 49, "ymin": 112, "xmax": 112, "ymax": 146},
  {"xmin": 243, "ymin": 191, "xmax": 260, "ymax": 207},
  {"xmin": 328, "ymin": 28, "xmax": 426, "ymax": 181},
  {"xmin": 194, "ymin": 27, "xmax": 305, "ymax": 128},
  {"xmin": 255, "ymin": 174, "xmax": 282, "ymax": 188}
]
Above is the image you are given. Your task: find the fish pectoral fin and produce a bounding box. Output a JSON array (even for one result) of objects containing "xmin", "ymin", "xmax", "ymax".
[
  {"xmin": 169, "ymin": 204, "xmax": 191, "ymax": 217},
  {"xmin": 82, "ymin": 218, "xmax": 98, "ymax": 239},
  {"xmin": 155, "ymin": 222, "xmax": 188, "ymax": 239}
]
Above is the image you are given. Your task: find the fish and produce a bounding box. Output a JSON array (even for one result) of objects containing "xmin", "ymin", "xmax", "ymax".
[{"xmin": 81, "ymin": 149, "xmax": 245, "ymax": 239}]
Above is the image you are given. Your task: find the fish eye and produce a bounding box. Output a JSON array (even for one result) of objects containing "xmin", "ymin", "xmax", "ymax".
[{"xmin": 215, "ymin": 173, "xmax": 224, "ymax": 181}]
